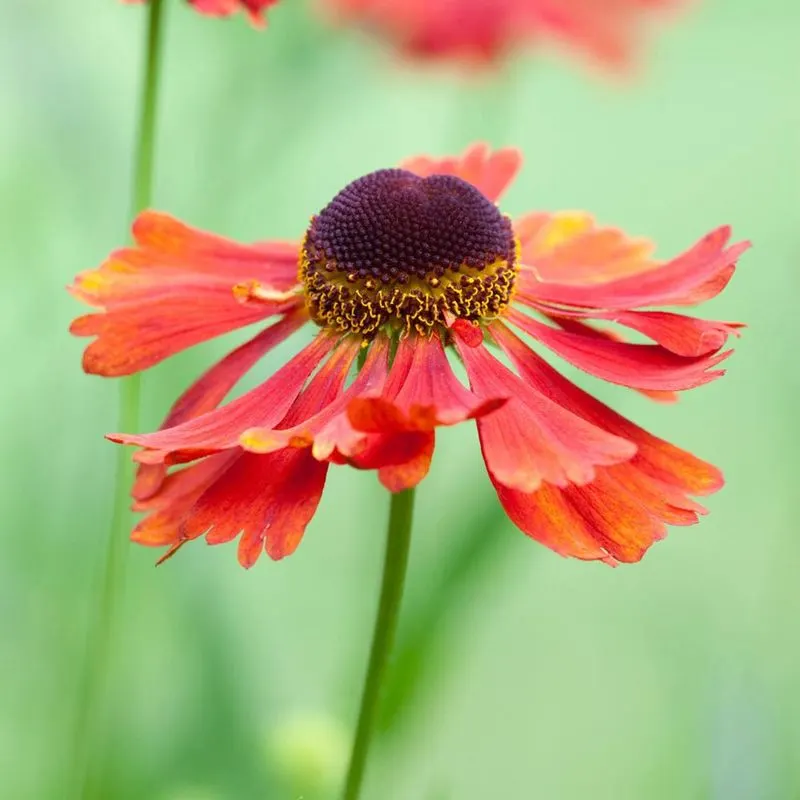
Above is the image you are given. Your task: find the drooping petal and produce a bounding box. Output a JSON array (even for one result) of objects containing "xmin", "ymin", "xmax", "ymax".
[
  {"xmin": 131, "ymin": 452, "xmax": 235, "ymax": 548},
  {"xmin": 129, "ymin": 311, "xmax": 307, "ymax": 502},
  {"xmin": 517, "ymin": 226, "xmax": 750, "ymax": 310},
  {"xmin": 401, "ymin": 143, "xmax": 522, "ymax": 204},
  {"xmin": 132, "ymin": 463, "xmax": 168, "ymax": 502},
  {"xmin": 182, "ymin": 449, "xmax": 329, "ymax": 566},
  {"xmin": 492, "ymin": 473, "xmax": 665, "ymax": 565},
  {"xmin": 108, "ymin": 331, "xmax": 337, "ymax": 457},
  {"xmin": 602, "ymin": 461, "xmax": 709, "ymax": 527},
  {"xmin": 491, "ymin": 322, "xmax": 724, "ymax": 497},
  {"xmin": 506, "ymin": 308, "xmax": 730, "ymax": 392},
  {"xmin": 455, "ymin": 338, "xmax": 636, "ymax": 493},
  {"xmin": 375, "ymin": 436, "xmax": 436, "ymax": 493},
  {"xmin": 486, "ymin": 323, "xmax": 724, "ymax": 564}
]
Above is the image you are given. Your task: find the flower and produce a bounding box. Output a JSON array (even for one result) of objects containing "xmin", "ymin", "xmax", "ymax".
[
  {"xmin": 70, "ymin": 143, "xmax": 748, "ymax": 568},
  {"xmin": 125, "ymin": 0, "xmax": 279, "ymax": 26},
  {"xmin": 320, "ymin": 0, "xmax": 682, "ymax": 68}
]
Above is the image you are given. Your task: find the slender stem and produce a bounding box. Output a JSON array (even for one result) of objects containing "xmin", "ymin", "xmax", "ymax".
[
  {"xmin": 72, "ymin": 2, "xmax": 166, "ymax": 796},
  {"xmin": 130, "ymin": 0, "xmax": 165, "ymax": 217},
  {"xmin": 342, "ymin": 489, "xmax": 417, "ymax": 800}
]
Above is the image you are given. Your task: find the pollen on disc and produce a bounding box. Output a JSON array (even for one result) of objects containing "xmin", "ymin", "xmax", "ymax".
[{"xmin": 300, "ymin": 169, "xmax": 518, "ymax": 337}]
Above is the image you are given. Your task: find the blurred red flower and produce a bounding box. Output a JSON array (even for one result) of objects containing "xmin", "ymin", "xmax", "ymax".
[
  {"xmin": 70, "ymin": 144, "xmax": 747, "ymax": 567},
  {"xmin": 125, "ymin": 0, "xmax": 279, "ymax": 25},
  {"xmin": 321, "ymin": 0, "xmax": 682, "ymax": 68}
]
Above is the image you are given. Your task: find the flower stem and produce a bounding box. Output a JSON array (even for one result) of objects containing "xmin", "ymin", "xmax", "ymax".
[
  {"xmin": 131, "ymin": 0, "xmax": 165, "ymax": 216},
  {"xmin": 72, "ymin": 1, "xmax": 166, "ymax": 796},
  {"xmin": 342, "ymin": 488, "xmax": 417, "ymax": 800}
]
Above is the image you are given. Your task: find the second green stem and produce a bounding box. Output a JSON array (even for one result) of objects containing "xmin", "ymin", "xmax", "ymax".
[{"xmin": 73, "ymin": 1, "xmax": 166, "ymax": 796}]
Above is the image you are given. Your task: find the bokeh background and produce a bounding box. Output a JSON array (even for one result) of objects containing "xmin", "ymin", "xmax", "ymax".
[{"xmin": 2, "ymin": 1, "xmax": 799, "ymax": 798}]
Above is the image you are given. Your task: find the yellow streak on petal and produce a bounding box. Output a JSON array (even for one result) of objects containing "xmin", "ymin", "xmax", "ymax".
[{"xmin": 539, "ymin": 212, "xmax": 593, "ymax": 251}]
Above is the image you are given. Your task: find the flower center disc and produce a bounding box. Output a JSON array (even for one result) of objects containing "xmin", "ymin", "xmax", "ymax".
[{"xmin": 300, "ymin": 169, "xmax": 518, "ymax": 337}]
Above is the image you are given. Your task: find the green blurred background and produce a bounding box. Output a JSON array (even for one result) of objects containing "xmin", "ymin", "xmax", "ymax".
[{"xmin": 2, "ymin": 1, "xmax": 799, "ymax": 797}]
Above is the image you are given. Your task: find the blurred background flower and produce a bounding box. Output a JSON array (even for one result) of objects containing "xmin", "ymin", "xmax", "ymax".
[
  {"xmin": 320, "ymin": 0, "xmax": 683, "ymax": 69},
  {"xmin": 1, "ymin": 1, "xmax": 796, "ymax": 798},
  {"xmin": 125, "ymin": 0, "xmax": 279, "ymax": 25}
]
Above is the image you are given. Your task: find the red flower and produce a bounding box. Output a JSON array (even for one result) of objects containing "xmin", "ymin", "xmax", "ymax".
[
  {"xmin": 321, "ymin": 0, "xmax": 681, "ymax": 68},
  {"xmin": 70, "ymin": 143, "xmax": 747, "ymax": 567},
  {"xmin": 125, "ymin": 0, "xmax": 279, "ymax": 25}
]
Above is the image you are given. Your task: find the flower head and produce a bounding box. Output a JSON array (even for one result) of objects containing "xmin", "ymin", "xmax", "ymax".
[
  {"xmin": 126, "ymin": 0, "xmax": 279, "ymax": 25},
  {"xmin": 321, "ymin": 0, "xmax": 682, "ymax": 68},
  {"xmin": 70, "ymin": 143, "xmax": 748, "ymax": 567}
]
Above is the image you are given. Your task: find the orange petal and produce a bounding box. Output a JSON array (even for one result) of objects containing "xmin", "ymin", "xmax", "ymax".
[
  {"xmin": 515, "ymin": 211, "xmax": 656, "ymax": 285},
  {"xmin": 68, "ymin": 210, "xmax": 302, "ymax": 376},
  {"xmin": 517, "ymin": 226, "xmax": 750, "ymax": 309}
]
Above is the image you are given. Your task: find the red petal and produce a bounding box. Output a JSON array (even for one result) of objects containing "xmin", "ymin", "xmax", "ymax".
[
  {"xmin": 131, "ymin": 453, "xmax": 234, "ymax": 547},
  {"xmin": 491, "ymin": 323, "xmax": 724, "ymax": 498},
  {"xmin": 449, "ymin": 318, "xmax": 484, "ymax": 348},
  {"xmin": 535, "ymin": 315, "xmax": 681, "ymax": 403},
  {"xmin": 109, "ymin": 331, "xmax": 336, "ymax": 456},
  {"xmin": 163, "ymin": 309, "xmax": 307, "ymax": 429},
  {"xmin": 599, "ymin": 310, "xmax": 743, "ymax": 357},
  {"xmin": 317, "ymin": 334, "xmax": 504, "ymax": 491},
  {"xmin": 545, "ymin": 310, "xmax": 742, "ymax": 360},
  {"xmin": 132, "ymin": 463, "xmax": 167, "ymax": 502},
  {"xmin": 348, "ymin": 334, "xmax": 503, "ymax": 433},
  {"xmin": 378, "ymin": 435, "xmax": 435, "ymax": 493},
  {"xmin": 128, "ymin": 310, "xmax": 306, "ymax": 501},
  {"xmin": 507, "ymin": 308, "xmax": 730, "ymax": 391},
  {"xmin": 400, "ymin": 143, "xmax": 522, "ymax": 204},
  {"xmin": 455, "ymin": 339, "xmax": 636, "ymax": 493},
  {"xmin": 488, "ymin": 319, "xmax": 715, "ymax": 564},
  {"xmin": 181, "ymin": 449, "xmax": 328, "ymax": 566},
  {"xmin": 241, "ymin": 336, "xmax": 391, "ymax": 456}
]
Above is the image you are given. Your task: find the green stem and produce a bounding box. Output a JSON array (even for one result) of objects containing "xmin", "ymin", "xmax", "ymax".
[
  {"xmin": 342, "ymin": 489, "xmax": 417, "ymax": 800},
  {"xmin": 72, "ymin": 2, "xmax": 166, "ymax": 796},
  {"xmin": 130, "ymin": 0, "xmax": 165, "ymax": 216}
]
